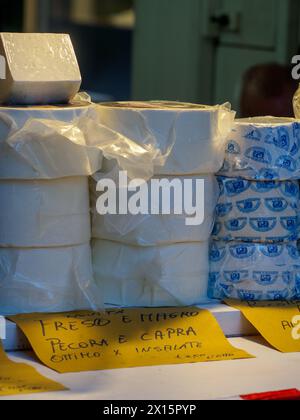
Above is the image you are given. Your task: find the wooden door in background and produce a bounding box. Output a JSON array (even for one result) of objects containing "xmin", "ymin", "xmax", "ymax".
[{"xmin": 132, "ymin": 0, "xmax": 300, "ymax": 110}]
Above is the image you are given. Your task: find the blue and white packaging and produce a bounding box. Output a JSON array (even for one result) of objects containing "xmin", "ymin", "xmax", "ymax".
[
  {"xmin": 212, "ymin": 177, "xmax": 300, "ymax": 243},
  {"xmin": 209, "ymin": 241, "xmax": 300, "ymax": 301},
  {"xmin": 219, "ymin": 117, "xmax": 300, "ymax": 181}
]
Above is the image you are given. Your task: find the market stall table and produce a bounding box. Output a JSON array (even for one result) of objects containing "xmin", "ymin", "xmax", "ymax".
[{"xmin": 1, "ymin": 336, "xmax": 300, "ymax": 400}]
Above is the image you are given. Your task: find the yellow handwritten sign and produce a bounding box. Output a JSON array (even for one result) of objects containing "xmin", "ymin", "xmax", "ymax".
[
  {"xmin": 9, "ymin": 308, "xmax": 253, "ymax": 373},
  {"xmin": 0, "ymin": 340, "xmax": 67, "ymax": 397},
  {"xmin": 226, "ymin": 300, "xmax": 300, "ymax": 353}
]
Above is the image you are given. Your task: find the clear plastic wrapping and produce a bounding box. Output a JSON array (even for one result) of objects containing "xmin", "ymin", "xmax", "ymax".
[
  {"xmin": 209, "ymin": 241, "xmax": 300, "ymax": 301},
  {"xmin": 0, "ymin": 101, "xmax": 103, "ymax": 179},
  {"xmin": 0, "ymin": 244, "xmax": 102, "ymax": 315},
  {"xmin": 2, "ymin": 96, "xmax": 176, "ymax": 181},
  {"xmin": 212, "ymin": 177, "xmax": 300, "ymax": 243},
  {"xmin": 96, "ymin": 101, "xmax": 235, "ymax": 176},
  {"xmin": 91, "ymin": 174, "xmax": 219, "ymax": 243},
  {"xmin": 1, "ymin": 98, "xmax": 234, "ymax": 181},
  {"xmin": 0, "ymin": 103, "xmax": 172, "ymax": 179},
  {"xmin": 0, "ymin": 177, "xmax": 90, "ymax": 248},
  {"xmin": 89, "ymin": 101, "xmax": 234, "ymax": 239},
  {"xmin": 219, "ymin": 117, "xmax": 300, "ymax": 181},
  {"xmin": 92, "ymin": 239, "xmax": 210, "ymax": 307},
  {"xmin": 1, "ymin": 96, "xmax": 193, "ymax": 314}
]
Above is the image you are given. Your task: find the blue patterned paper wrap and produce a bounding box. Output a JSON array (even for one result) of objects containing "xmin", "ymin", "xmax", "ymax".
[
  {"xmin": 212, "ymin": 177, "xmax": 300, "ymax": 243},
  {"xmin": 209, "ymin": 241, "xmax": 300, "ymax": 301},
  {"xmin": 219, "ymin": 117, "xmax": 300, "ymax": 181}
]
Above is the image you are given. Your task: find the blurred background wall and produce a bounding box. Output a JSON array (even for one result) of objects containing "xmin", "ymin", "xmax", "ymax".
[{"xmin": 1, "ymin": 0, "xmax": 300, "ymax": 115}]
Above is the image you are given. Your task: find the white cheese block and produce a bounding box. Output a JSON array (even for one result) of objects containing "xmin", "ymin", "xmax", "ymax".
[
  {"xmin": 91, "ymin": 175, "xmax": 219, "ymax": 245},
  {"xmin": 97, "ymin": 101, "xmax": 235, "ymax": 176},
  {"xmin": 0, "ymin": 244, "xmax": 98, "ymax": 315},
  {"xmin": 0, "ymin": 33, "xmax": 82, "ymax": 105},
  {"xmin": 92, "ymin": 239, "xmax": 210, "ymax": 307},
  {"xmin": 0, "ymin": 103, "xmax": 102, "ymax": 179},
  {"xmin": 0, "ymin": 177, "xmax": 91, "ymax": 248}
]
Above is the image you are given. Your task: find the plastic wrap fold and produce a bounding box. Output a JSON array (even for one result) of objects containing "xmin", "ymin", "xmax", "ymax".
[
  {"xmin": 209, "ymin": 241, "xmax": 300, "ymax": 301},
  {"xmin": 219, "ymin": 117, "xmax": 300, "ymax": 181},
  {"xmin": 92, "ymin": 239, "xmax": 210, "ymax": 307},
  {"xmin": 0, "ymin": 244, "xmax": 102, "ymax": 315},
  {"xmin": 96, "ymin": 101, "xmax": 235, "ymax": 176},
  {"xmin": 0, "ymin": 101, "xmax": 102, "ymax": 179},
  {"xmin": 1, "ymin": 96, "xmax": 176, "ymax": 181}
]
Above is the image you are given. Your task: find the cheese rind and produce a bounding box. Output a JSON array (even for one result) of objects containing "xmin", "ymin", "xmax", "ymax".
[{"xmin": 0, "ymin": 33, "xmax": 82, "ymax": 105}]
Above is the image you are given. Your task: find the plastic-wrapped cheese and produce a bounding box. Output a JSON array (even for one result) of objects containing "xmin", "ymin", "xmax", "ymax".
[
  {"xmin": 0, "ymin": 244, "xmax": 99, "ymax": 315},
  {"xmin": 219, "ymin": 117, "xmax": 300, "ymax": 181},
  {"xmin": 97, "ymin": 101, "xmax": 235, "ymax": 176},
  {"xmin": 91, "ymin": 175, "xmax": 218, "ymax": 245},
  {"xmin": 209, "ymin": 241, "xmax": 300, "ymax": 301},
  {"xmin": 92, "ymin": 239, "xmax": 210, "ymax": 307},
  {"xmin": 213, "ymin": 177, "xmax": 300, "ymax": 243},
  {"xmin": 0, "ymin": 102, "xmax": 102, "ymax": 179},
  {"xmin": 0, "ymin": 177, "xmax": 91, "ymax": 247},
  {"xmin": 0, "ymin": 33, "xmax": 81, "ymax": 105}
]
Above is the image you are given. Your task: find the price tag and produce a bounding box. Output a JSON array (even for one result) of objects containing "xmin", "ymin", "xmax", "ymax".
[
  {"xmin": 226, "ymin": 300, "xmax": 300, "ymax": 353},
  {"xmin": 0, "ymin": 340, "xmax": 67, "ymax": 397},
  {"xmin": 10, "ymin": 308, "xmax": 253, "ymax": 373}
]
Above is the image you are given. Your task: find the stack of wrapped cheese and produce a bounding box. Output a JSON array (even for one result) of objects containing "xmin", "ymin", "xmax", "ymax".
[
  {"xmin": 91, "ymin": 102, "xmax": 235, "ymax": 307},
  {"xmin": 209, "ymin": 117, "xmax": 300, "ymax": 301},
  {"xmin": 0, "ymin": 33, "xmax": 102, "ymax": 314}
]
